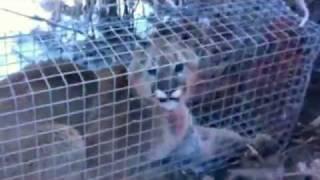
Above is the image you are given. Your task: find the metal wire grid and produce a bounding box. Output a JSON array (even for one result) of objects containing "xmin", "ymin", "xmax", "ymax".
[
  {"xmin": 0, "ymin": 60, "xmax": 95, "ymax": 179},
  {"xmin": 0, "ymin": 0, "xmax": 319, "ymax": 179}
]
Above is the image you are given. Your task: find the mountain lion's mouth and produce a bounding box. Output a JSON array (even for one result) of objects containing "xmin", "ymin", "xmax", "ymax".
[{"xmin": 153, "ymin": 88, "xmax": 184, "ymax": 110}]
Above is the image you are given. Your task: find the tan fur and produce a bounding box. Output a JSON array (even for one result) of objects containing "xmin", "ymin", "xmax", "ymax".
[
  {"xmin": 0, "ymin": 60, "xmax": 97, "ymax": 179},
  {"xmin": 86, "ymin": 63, "xmax": 192, "ymax": 179},
  {"xmin": 126, "ymin": 37, "xmax": 251, "ymax": 179},
  {"xmin": 0, "ymin": 58, "xmax": 180, "ymax": 179},
  {"xmin": 83, "ymin": 37, "xmax": 200, "ymax": 179},
  {"xmin": 129, "ymin": 37, "xmax": 199, "ymax": 100},
  {"xmin": 0, "ymin": 60, "xmax": 99, "ymax": 134},
  {"xmin": 87, "ymin": 39, "xmax": 204, "ymax": 179}
]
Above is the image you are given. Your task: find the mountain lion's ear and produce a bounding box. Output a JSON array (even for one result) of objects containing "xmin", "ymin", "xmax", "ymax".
[
  {"xmin": 129, "ymin": 50, "xmax": 144, "ymax": 85},
  {"xmin": 95, "ymin": 65, "xmax": 128, "ymax": 92},
  {"xmin": 128, "ymin": 70, "xmax": 148, "ymax": 98},
  {"xmin": 147, "ymin": 68, "xmax": 157, "ymax": 76},
  {"xmin": 127, "ymin": 60, "xmax": 152, "ymax": 98},
  {"xmin": 182, "ymin": 61, "xmax": 198, "ymax": 101},
  {"xmin": 128, "ymin": 69, "xmax": 141, "ymax": 88}
]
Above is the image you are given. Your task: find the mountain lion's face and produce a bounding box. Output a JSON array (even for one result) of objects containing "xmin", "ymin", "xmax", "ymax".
[{"xmin": 129, "ymin": 39, "xmax": 198, "ymax": 110}]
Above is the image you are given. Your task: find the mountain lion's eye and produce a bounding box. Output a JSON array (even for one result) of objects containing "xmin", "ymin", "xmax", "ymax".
[
  {"xmin": 174, "ymin": 63, "xmax": 184, "ymax": 73},
  {"xmin": 147, "ymin": 68, "xmax": 157, "ymax": 76},
  {"xmin": 159, "ymin": 98, "xmax": 168, "ymax": 102}
]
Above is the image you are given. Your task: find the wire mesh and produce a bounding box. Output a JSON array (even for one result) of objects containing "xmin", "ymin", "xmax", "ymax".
[{"xmin": 0, "ymin": 0, "xmax": 319, "ymax": 179}]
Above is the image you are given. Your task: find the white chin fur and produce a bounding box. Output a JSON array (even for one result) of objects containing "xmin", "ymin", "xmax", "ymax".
[
  {"xmin": 155, "ymin": 89, "xmax": 168, "ymax": 99},
  {"xmin": 159, "ymin": 101, "xmax": 179, "ymax": 111}
]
